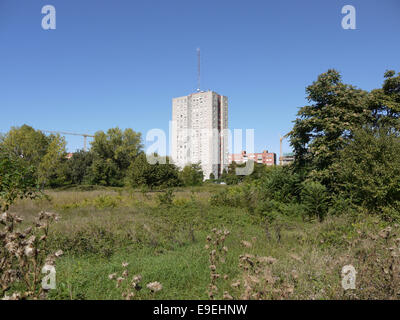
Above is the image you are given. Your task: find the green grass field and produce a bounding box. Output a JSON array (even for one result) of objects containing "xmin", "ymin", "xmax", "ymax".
[{"xmin": 8, "ymin": 186, "xmax": 400, "ymax": 300}]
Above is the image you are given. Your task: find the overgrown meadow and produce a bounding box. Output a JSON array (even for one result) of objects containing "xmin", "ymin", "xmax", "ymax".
[{"xmin": 5, "ymin": 184, "xmax": 400, "ymax": 300}]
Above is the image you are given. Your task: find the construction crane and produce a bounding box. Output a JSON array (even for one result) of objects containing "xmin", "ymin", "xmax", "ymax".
[
  {"xmin": 279, "ymin": 132, "xmax": 290, "ymax": 166},
  {"xmin": 41, "ymin": 130, "xmax": 94, "ymax": 152}
]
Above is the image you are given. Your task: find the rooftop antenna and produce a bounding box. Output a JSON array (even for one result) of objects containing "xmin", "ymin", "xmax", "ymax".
[{"xmin": 197, "ymin": 48, "xmax": 201, "ymax": 92}]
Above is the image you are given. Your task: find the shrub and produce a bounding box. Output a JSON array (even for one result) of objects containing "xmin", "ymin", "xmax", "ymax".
[
  {"xmin": 333, "ymin": 126, "xmax": 400, "ymax": 216},
  {"xmin": 157, "ymin": 189, "xmax": 175, "ymax": 207},
  {"xmin": 0, "ymin": 147, "xmax": 39, "ymax": 211},
  {"xmin": 300, "ymin": 180, "xmax": 329, "ymax": 222},
  {"xmin": 179, "ymin": 163, "xmax": 204, "ymax": 187}
]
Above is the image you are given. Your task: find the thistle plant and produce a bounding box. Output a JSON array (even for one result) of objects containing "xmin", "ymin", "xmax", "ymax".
[
  {"xmin": 229, "ymin": 238, "xmax": 294, "ymax": 300},
  {"xmin": 109, "ymin": 262, "xmax": 162, "ymax": 300},
  {"xmin": 0, "ymin": 211, "xmax": 62, "ymax": 300},
  {"xmin": 205, "ymin": 228, "xmax": 230, "ymax": 300}
]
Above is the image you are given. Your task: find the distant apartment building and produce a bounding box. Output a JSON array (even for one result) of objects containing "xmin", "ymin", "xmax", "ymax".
[
  {"xmin": 281, "ymin": 152, "xmax": 295, "ymax": 166},
  {"xmin": 228, "ymin": 150, "xmax": 276, "ymax": 166},
  {"xmin": 171, "ymin": 91, "xmax": 228, "ymax": 179}
]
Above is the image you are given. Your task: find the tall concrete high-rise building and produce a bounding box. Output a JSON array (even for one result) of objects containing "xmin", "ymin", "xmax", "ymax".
[{"xmin": 171, "ymin": 91, "xmax": 228, "ymax": 180}]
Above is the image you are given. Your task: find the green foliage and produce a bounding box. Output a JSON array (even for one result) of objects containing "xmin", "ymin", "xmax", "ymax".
[
  {"xmin": 87, "ymin": 158, "xmax": 121, "ymax": 186},
  {"xmin": 1, "ymin": 125, "xmax": 51, "ymax": 169},
  {"xmin": 300, "ymin": 180, "xmax": 329, "ymax": 222},
  {"xmin": 179, "ymin": 163, "xmax": 204, "ymax": 186},
  {"xmin": 0, "ymin": 146, "xmax": 39, "ymax": 211},
  {"xmin": 289, "ymin": 69, "xmax": 369, "ymax": 187},
  {"xmin": 333, "ymin": 126, "xmax": 400, "ymax": 215},
  {"xmin": 92, "ymin": 195, "xmax": 122, "ymax": 209},
  {"xmin": 221, "ymin": 162, "xmax": 244, "ymax": 185},
  {"xmin": 38, "ymin": 134, "xmax": 67, "ymax": 188},
  {"xmin": 128, "ymin": 153, "xmax": 181, "ymax": 189},
  {"xmin": 89, "ymin": 127, "xmax": 142, "ymax": 186},
  {"xmin": 255, "ymin": 166, "xmax": 302, "ymax": 203},
  {"xmin": 157, "ymin": 189, "xmax": 175, "ymax": 207},
  {"xmin": 65, "ymin": 150, "xmax": 94, "ymax": 185}
]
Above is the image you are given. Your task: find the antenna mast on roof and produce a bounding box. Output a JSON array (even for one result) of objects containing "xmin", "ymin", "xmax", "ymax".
[{"xmin": 197, "ymin": 48, "xmax": 201, "ymax": 92}]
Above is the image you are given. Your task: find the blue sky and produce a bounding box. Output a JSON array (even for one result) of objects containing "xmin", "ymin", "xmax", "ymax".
[{"xmin": 0, "ymin": 0, "xmax": 399, "ymax": 155}]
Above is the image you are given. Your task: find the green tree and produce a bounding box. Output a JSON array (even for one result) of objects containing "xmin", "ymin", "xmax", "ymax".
[
  {"xmin": 65, "ymin": 150, "xmax": 94, "ymax": 185},
  {"xmin": 87, "ymin": 158, "xmax": 120, "ymax": 186},
  {"xmin": 289, "ymin": 69, "xmax": 369, "ymax": 186},
  {"xmin": 221, "ymin": 162, "xmax": 245, "ymax": 185},
  {"xmin": 0, "ymin": 146, "xmax": 39, "ymax": 211},
  {"xmin": 89, "ymin": 127, "xmax": 142, "ymax": 186},
  {"xmin": 38, "ymin": 134, "xmax": 67, "ymax": 187},
  {"xmin": 300, "ymin": 180, "xmax": 329, "ymax": 222},
  {"xmin": 179, "ymin": 163, "xmax": 204, "ymax": 186},
  {"xmin": 1, "ymin": 125, "xmax": 51, "ymax": 169},
  {"xmin": 332, "ymin": 126, "xmax": 400, "ymax": 213},
  {"xmin": 368, "ymin": 70, "xmax": 400, "ymax": 129},
  {"xmin": 128, "ymin": 153, "xmax": 181, "ymax": 189}
]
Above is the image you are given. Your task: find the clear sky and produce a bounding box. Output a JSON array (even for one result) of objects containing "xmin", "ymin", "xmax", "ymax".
[{"xmin": 0, "ymin": 0, "xmax": 399, "ymax": 155}]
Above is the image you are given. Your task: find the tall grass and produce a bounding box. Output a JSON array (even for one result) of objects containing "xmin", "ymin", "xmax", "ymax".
[{"xmin": 6, "ymin": 187, "xmax": 400, "ymax": 300}]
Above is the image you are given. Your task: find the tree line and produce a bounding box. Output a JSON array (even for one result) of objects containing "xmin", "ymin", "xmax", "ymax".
[{"xmin": 0, "ymin": 126, "xmax": 204, "ymax": 190}]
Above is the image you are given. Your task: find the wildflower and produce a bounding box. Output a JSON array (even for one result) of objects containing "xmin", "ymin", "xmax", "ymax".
[
  {"xmin": 289, "ymin": 253, "xmax": 301, "ymax": 262},
  {"xmin": 23, "ymin": 226, "xmax": 33, "ymax": 235},
  {"xmin": 209, "ymin": 265, "xmax": 216, "ymax": 271},
  {"xmin": 131, "ymin": 275, "xmax": 142, "ymax": 290},
  {"xmin": 147, "ymin": 281, "xmax": 162, "ymax": 293},
  {"xmin": 5, "ymin": 242, "xmax": 17, "ymax": 254},
  {"xmin": 108, "ymin": 273, "xmax": 117, "ymax": 280},
  {"xmin": 26, "ymin": 235, "xmax": 36, "ymax": 245},
  {"xmin": 231, "ymin": 280, "xmax": 241, "ymax": 288},
  {"xmin": 24, "ymin": 245, "xmax": 34, "ymax": 257},
  {"xmin": 248, "ymin": 275, "xmax": 260, "ymax": 284},
  {"xmin": 15, "ymin": 216, "xmax": 23, "ymax": 223},
  {"xmin": 116, "ymin": 277, "xmax": 125, "ymax": 288},
  {"xmin": 379, "ymin": 227, "xmax": 392, "ymax": 239},
  {"xmin": 240, "ymin": 240, "xmax": 252, "ymax": 248},
  {"xmin": 55, "ymin": 250, "xmax": 64, "ymax": 257},
  {"xmin": 222, "ymin": 246, "xmax": 228, "ymax": 253},
  {"xmin": 122, "ymin": 270, "xmax": 129, "ymax": 278},
  {"xmin": 211, "ymin": 273, "xmax": 220, "ymax": 280},
  {"xmin": 122, "ymin": 262, "xmax": 129, "ymax": 268},
  {"xmin": 223, "ymin": 291, "xmax": 233, "ymax": 300},
  {"xmin": 0, "ymin": 212, "xmax": 8, "ymax": 224},
  {"xmin": 125, "ymin": 292, "xmax": 135, "ymax": 300},
  {"xmin": 223, "ymin": 274, "xmax": 229, "ymax": 280},
  {"xmin": 258, "ymin": 256, "xmax": 277, "ymax": 265}
]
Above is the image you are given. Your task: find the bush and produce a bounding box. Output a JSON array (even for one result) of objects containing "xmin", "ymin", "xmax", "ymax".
[
  {"xmin": 179, "ymin": 164, "xmax": 204, "ymax": 187},
  {"xmin": 157, "ymin": 189, "xmax": 175, "ymax": 207},
  {"xmin": 300, "ymin": 180, "xmax": 329, "ymax": 222},
  {"xmin": 333, "ymin": 126, "xmax": 400, "ymax": 216},
  {"xmin": 0, "ymin": 147, "xmax": 39, "ymax": 211},
  {"xmin": 128, "ymin": 153, "xmax": 181, "ymax": 189}
]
